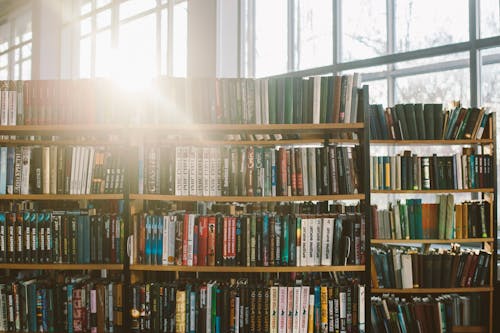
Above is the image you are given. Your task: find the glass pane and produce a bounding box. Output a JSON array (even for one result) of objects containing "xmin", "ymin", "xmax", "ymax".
[
  {"xmin": 341, "ymin": 0, "xmax": 387, "ymax": 62},
  {"xmin": 0, "ymin": 69, "xmax": 7, "ymax": 80},
  {"xmin": 14, "ymin": 63, "xmax": 19, "ymax": 80},
  {"xmin": 80, "ymin": 36, "xmax": 91, "ymax": 78},
  {"xmin": 80, "ymin": 17, "xmax": 92, "ymax": 36},
  {"xmin": 21, "ymin": 43, "xmax": 31, "ymax": 59},
  {"xmin": 97, "ymin": 0, "xmax": 112, "ymax": 8},
  {"xmin": 21, "ymin": 59, "xmax": 30, "ymax": 80},
  {"xmin": 118, "ymin": 13, "xmax": 157, "ymax": 80},
  {"xmin": 0, "ymin": 55, "xmax": 7, "ymax": 67},
  {"xmin": 395, "ymin": 0, "xmax": 468, "ymax": 52},
  {"xmin": 80, "ymin": 1, "xmax": 92, "ymax": 16},
  {"xmin": 14, "ymin": 48, "xmax": 20, "ymax": 62},
  {"xmin": 395, "ymin": 69, "xmax": 470, "ymax": 105},
  {"xmin": 395, "ymin": 52, "xmax": 468, "ymax": 69},
  {"xmin": 22, "ymin": 32, "xmax": 32, "ymax": 42},
  {"xmin": 95, "ymin": 29, "xmax": 112, "ymax": 77},
  {"xmin": 480, "ymin": 0, "xmax": 500, "ymax": 38},
  {"xmin": 255, "ymin": 0, "xmax": 287, "ymax": 77},
  {"xmin": 481, "ymin": 47, "xmax": 500, "ymax": 110},
  {"xmin": 366, "ymin": 79, "xmax": 388, "ymax": 105},
  {"xmin": 297, "ymin": 0, "xmax": 332, "ymax": 70},
  {"xmin": 97, "ymin": 9, "xmax": 111, "ymax": 29},
  {"xmin": 173, "ymin": 2, "xmax": 187, "ymax": 77},
  {"xmin": 161, "ymin": 8, "xmax": 168, "ymax": 75},
  {"xmin": 120, "ymin": 0, "xmax": 156, "ymax": 20}
]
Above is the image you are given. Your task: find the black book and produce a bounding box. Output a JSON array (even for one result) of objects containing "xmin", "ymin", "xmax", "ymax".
[
  {"xmin": 103, "ymin": 214, "xmax": 111, "ymax": 263},
  {"xmin": 30, "ymin": 147, "xmax": 43, "ymax": 194},
  {"xmin": 215, "ymin": 214, "xmax": 224, "ymax": 266},
  {"xmin": 441, "ymin": 253, "xmax": 453, "ymax": 288},
  {"xmin": 288, "ymin": 215, "xmax": 297, "ymax": 266},
  {"xmin": 321, "ymin": 146, "xmax": 330, "ymax": 195},
  {"xmin": 394, "ymin": 104, "xmax": 409, "ymax": 140},
  {"xmin": 255, "ymin": 214, "xmax": 263, "ymax": 266},
  {"xmin": 422, "ymin": 254, "xmax": 433, "ymax": 288},
  {"xmin": 14, "ymin": 212, "xmax": 23, "ymax": 263},
  {"xmin": 315, "ymin": 147, "xmax": 323, "ymax": 195}
]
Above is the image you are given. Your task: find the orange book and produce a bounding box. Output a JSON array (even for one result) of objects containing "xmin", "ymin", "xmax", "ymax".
[
  {"xmin": 455, "ymin": 203, "xmax": 463, "ymax": 239},
  {"xmin": 462, "ymin": 203, "xmax": 469, "ymax": 238}
]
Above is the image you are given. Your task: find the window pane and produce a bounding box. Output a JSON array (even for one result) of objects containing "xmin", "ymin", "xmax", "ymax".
[
  {"xmin": 21, "ymin": 59, "xmax": 30, "ymax": 80},
  {"xmin": 297, "ymin": 1, "xmax": 332, "ymax": 70},
  {"xmin": 118, "ymin": 14, "xmax": 157, "ymax": 79},
  {"xmin": 81, "ymin": 17, "xmax": 92, "ymax": 36},
  {"xmin": 341, "ymin": 0, "xmax": 386, "ymax": 62},
  {"xmin": 480, "ymin": 0, "xmax": 500, "ymax": 38},
  {"xmin": 95, "ymin": 29, "xmax": 112, "ymax": 77},
  {"xmin": 0, "ymin": 70, "xmax": 7, "ymax": 80},
  {"xmin": 14, "ymin": 63, "xmax": 19, "ymax": 80},
  {"xmin": 120, "ymin": 0, "xmax": 156, "ymax": 20},
  {"xmin": 366, "ymin": 79, "xmax": 388, "ymax": 105},
  {"xmin": 161, "ymin": 8, "xmax": 168, "ymax": 75},
  {"xmin": 395, "ymin": 0, "xmax": 468, "ymax": 52},
  {"xmin": 97, "ymin": 0, "xmax": 112, "ymax": 9},
  {"xmin": 255, "ymin": 0, "xmax": 287, "ymax": 77},
  {"xmin": 14, "ymin": 48, "xmax": 20, "ymax": 62},
  {"xmin": 80, "ymin": 1, "xmax": 92, "ymax": 16},
  {"xmin": 97, "ymin": 9, "xmax": 111, "ymax": 29},
  {"xmin": 395, "ymin": 69, "xmax": 470, "ymax": 105},
  {"xmin": 481, "ymin": 47, "xmax": 500, "ymax": 110},
  {"xmin": 21, "ymin": 43, "xmax": 31, "ymax": 59},
  {"xmin": 173, "ymin": 2, "xmax": 187, "ymax": 77},
  {"xmin": 80, "ymin": 37, "xmax": 91, "ymax": 78},
  {"xmin": 0, "ymin": 55, "xmax": 7, "ymax": 68}
]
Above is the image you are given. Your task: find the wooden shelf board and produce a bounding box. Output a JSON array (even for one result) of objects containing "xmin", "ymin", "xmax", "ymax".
[
  {"xmin": 370, "ymin": 238, "xmax": 494, "ymax": 244},
  {"xmin": 451, "ymin": 326, "xmax": 487, "ymax": 333},
  {"xmin": 371, "ymin": 287, "xmax": 492, "ymax": 294},
  {"xmin": 129, "ymin": 265, "xmax": 365, "ymax": 273},
  {"xmin": 0, "ymin": 139, "xmax": 123, "ymax": 146},
  {"xmin": 0, "ymin": 263, "xmax": 124, "ymax": 270},
  {"xmin": 129, "ymin": 194, "xmax": 365, "ymax": 202},
  {"xmin": 370, "ymin": 139, "xmax": 493, "ymax": 145},
  {"xmin": 0, "ymin": 194, "xmax": 124, "ymax": 200},
  {"xmin": 0, "ymin": 124, "xmax": 125, "ymax": 134},
  {"xmin": 142, "ymin": 138, "xmax": 360, "ymax": 146},
  {"xmin": 372, "ymin": 188, "xmax": 494, "ymax": 194}
]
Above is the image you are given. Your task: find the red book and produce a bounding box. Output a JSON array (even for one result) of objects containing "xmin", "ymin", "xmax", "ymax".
[
  {"xmin": 198, "ymin": 216, "xmax": 208, "ymax": 266},
  {"xmin": 223, "ymin": 216, "xmax": 229, "ymax": 265},
  {"xmin": 230, "ymin": 216, "xmax": 236, "ymax": 265},
  {"xmin": 207, "ymin": 215, "xmax": 216, "ymax": 266},
  {"xmin": 295, "ymin": 148, "xmax": 304, "ymax": 196}
]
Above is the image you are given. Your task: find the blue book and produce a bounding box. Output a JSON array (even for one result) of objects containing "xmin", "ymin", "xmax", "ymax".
[
  {"xmin": 66, "ymin": 284, "xmax": 74, "ymax": 333},
  {"xmin": 156, "ymin": 215, "xmax": 163, "ymax": 265},
  {"xmin": 281, "ymin": 215, "xmax": 289, "ymax": 265},
  {"xmin": 145, "ymin": 215, "xmax": 152, "ymax": 264},
  {"xmin": 0, "ymin": 147, "xmax": 7, "ymax": 194},
  {"xmin": 6, "ymin": 147, "xmax": 14, "ymax": 194},
  {"xmin": 262, "ymin": 214, "xmax": 269, "ymax": 266}
]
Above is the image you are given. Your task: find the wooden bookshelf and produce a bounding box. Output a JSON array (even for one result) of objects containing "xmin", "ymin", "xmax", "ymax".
[
  {"xmin": 129, "ymin": 264, "xmax": 365, "ymax": 273},
  {"xmin": 371, "ymin": 188, "xmax": 494, "ymax": 194},
  {"xmin": 140, "ymin": 138, "xmax": 360, "ymax": 147},
  {"xmin": 370, "ymin": 287, "xmax": 493, "ymax": 294},
  {"xmin": 370, "ymin": 238, "xmax": 494, "ymax": 244},
  {"xmin": 129, "ymin": 193, "xmax": 365, "ymax": 202},
  {"xmin": 370, "ymin": 139, "xmax": 494, "ymax": 145},
  {"xmin": 0, "ymin": 194, "xmax": 124, "ymax": 200},
  {"xmin": 451, "ymin": 326, "xmax": 488, "ymax": 333},
  {"xmin": 0, "ymin": 124, "xmax": 125, "ymax": 135},
  {"xmin": 0, "ymin": 263, "xmax": 124, "ymax": 270}
]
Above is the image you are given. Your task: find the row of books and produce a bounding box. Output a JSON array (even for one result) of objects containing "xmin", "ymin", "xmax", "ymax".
[
  {"xmin": 130, "ymin": 278, "xmax": 365, "ymax": 333},
  {"xmin": 371, "ymin": 294, "xmax": 484, "ymax": 333},
  {"xmin": 370, "ymin": 150, "xmax": 493, "ymax": 190},
  {"xmin": 0, "ymin": 145, "xmax": 125, "ymax": 195},
  {"xmin": 130, "ymin": 212, "xmax": 366, "ymax": 267},
  {"xmin": 0, "ymin": 209, "xmax": 125, "ymax": 264},
  {"xmin": 0, "ymin": 275, "xmax": 123, "ymax": 332},
  {"xmin": 369, "ymin": 103, "xmax": 491, "ymax": 140},
  {"xmin": 138, "ymin": 145, "xmax": 363, "ymax": 197},
  {"xmin": 371, "ymin": 246, "xmax": 491, "ymax": 289},
  {"xmin": 0, "ymin": 75, "xmax": 364, "ymax": 126},
  {"xmin": 372, "ymin": 198, "xmax": 491, "ymax": 240}
]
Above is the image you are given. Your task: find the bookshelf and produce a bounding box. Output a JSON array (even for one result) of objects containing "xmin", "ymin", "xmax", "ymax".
[
  {"xmin": 369, "ymin": 104, "xmax": 496, "ymax": 333},
  {"xmin": 0, "ymin": 77, "xmax": 372, "ymax": 332}
]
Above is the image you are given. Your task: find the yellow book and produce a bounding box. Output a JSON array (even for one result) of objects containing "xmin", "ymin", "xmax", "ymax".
[
  {"xmin": 176, "ymin": 290, "xmax": 186, "ymax": 333},
  {"xmin": 320, "ymin": 285, "xmax": 328, "ymax": 332}
]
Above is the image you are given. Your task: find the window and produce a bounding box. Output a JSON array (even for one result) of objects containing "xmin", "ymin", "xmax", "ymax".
[
  {"xmin": 0, "ymin": 7, "xmax": 32, "ymax": 80},
  {"xmin": 61, "ymin": 0, "xmax": 187, "ymax": 80}
]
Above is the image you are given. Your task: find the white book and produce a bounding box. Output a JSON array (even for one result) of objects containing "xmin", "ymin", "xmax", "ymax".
[
  {"xmin": 189, "ymin": 147, "xmax": 198, "ymax": 196},
  {"xmin": 107, "ymin": 283, "xmax": 114, "ymax": 329},
  {"xmin": 401, "ymin": 253, "xmax": 414, "ymax": 289},
  {"xmin": 42, "ymin": 146, "xmax": 50, "ymax": 194},
  {"xmin": 189, "ymin": 291, "xmax": 196, "ymax": 331},
  {"xmin": 278, "ymin": 286, "xmax": 288, "ymax": 333},
  {"xmin": 78, "ymin": 146, "xmax": 88, "ymax": 195},
  {"xmin": 390, "ymin": 156, "xmax": 396, "ymax": 190},
  {"xmin": 301, "ymin": 218, "xmax": 309, "ymax": 266},
  {"xmin": 286, "ymin": 287, "xmax": 294, "ymax": 332},
  {"xmin": 312, "ymin": 76, "xmax": 321, "ymax": 124},
  {"xmin": 20, "ymin": 146, "xmax": 30, "ymax": 195},
  {"xmin": 321, "ymin": 218, "xmax": 334, "ymax": 266},
  {"xmin": 455, "ymin": 152, "xmax": 463, "ymax": 189},
  {"xmin": 343, "ymin": 74, "xmax": 354, "ymax": 124},
  {"xmin": 299, "ymin": 286, "xmax": 310, "ymax": 332},
  {"xmin": 313, "ymin": 218, "xmax": 322, "ymax": 266},
  {"xmin": 209, "ymin": 147, "xmax": 218, "ymax": 196},
  {"xmin": 358, "ymin": 285, "xmax": 365, "ymax": 333},
  {"xmin": 308, "ymin": 218, "xmax": 315, "ymax": 266},
  {"xmin": 234, "ymin": 295, "xmax": 240, "ymax": 333},
  {"xmin": 167, "ymin": 215, "xmax": 177, "ymax": 265},
  {"xmin": 202, "ymin": 147, "xmax": 210, "ymax": 196},
  {"xmin": 339, "ymin": 289, "xmax": 347, "ymax": 332},
  {"xmin": 393, "ymin": 203, "xmax": 402, "ymax": 240},
  {"xmin": 161, "ymin": 215, "xmax": 169, "ymax": 265},
  {"xmin": 0, "ymin": 88, "xmax": 8, "ymax": 125},
  {"xmin": 0, "ymin": 147, "xmax": 7, "ymax": 195},
  {"xmin": 270, "ymin": 286, "xmax": 278, "ymax": 333},
  {"xmin": 50, "ymin": 146, "xmax": 58, "ymax": 194},
  {"xmin": 182, "ymin": 146, "xmax": 190, "ymax": 196},
  {"xmin": 292, "ymin": 286, "xmax": 301, "ymax": 333},
  {"xmin": 187, "ymin": 214, "xmax": 195, "ymax": 266},
  {"xmin": 206, "ymin": 282, "xmax": 215, "ymax": 333},
  {"xmin": 196, "ymin": 147, "xmax": 203, "ymax": 196},
  {"xmin": 215, "ymin": 148, "xmax": 222, "ymax": 196},
  {"xmin": 70, "ymin": 146, "xmax": 79, "ymax": 195},
  {"xmin": 85, "ymin": 147, "xmax": 95, "ymax": 195},
  {"xmin": 7, "ymin": 88, "xmax": 16, "ymax": 126},
  {"xmin": 174, "ymin": 146, "xmax": 183, "ymax": 196}
]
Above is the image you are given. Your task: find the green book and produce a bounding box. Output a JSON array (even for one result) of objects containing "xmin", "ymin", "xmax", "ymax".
[
  {"xmin": 414, "ymin": 104, "xmax": 426, "ymax": 140},
  {"xmin": 407, "ymin": 199, "xmax": 415, "ymax": 239},
  {"xmin": 398, "ymin": 199, "xmax": 409, "ymax": 239},
  {"xmin": 404, "ymin": 104, "xmax": 419, "ymax": 140},
  {"xmin": 438, "ymin": 194, "xmax": 447, "ymax": 239},
  {"xmin": 423, "ymin": 104, "xmax": 435, "ymax": 139},
  {"xmin": 433, "ymin": 104, "xmax": 444, "ymax": 139},
  {"xmin": 319, "ymin": 76, "xmax": 329, "ymax": 124},
  {"xmin": 284, "ymin": 77, "xmax": 293, "ymax": 124},
  {"xmin": 445, "ymin": 194, "xmax": 454, "ymax": 239},
  {"xmin": 276, "ymin": 78, "xmax": 285, "ymax": 124},
  {"xmin": 268, "ymin": 78, "xmax": 277, "ymax": 124},
  {"xmin": 394, "ymin": 104, "xmax": 409, "ymax": 140},
  {"xmin": 414, "ymin": 198, "xmax": 423, "ymax": 239}
]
